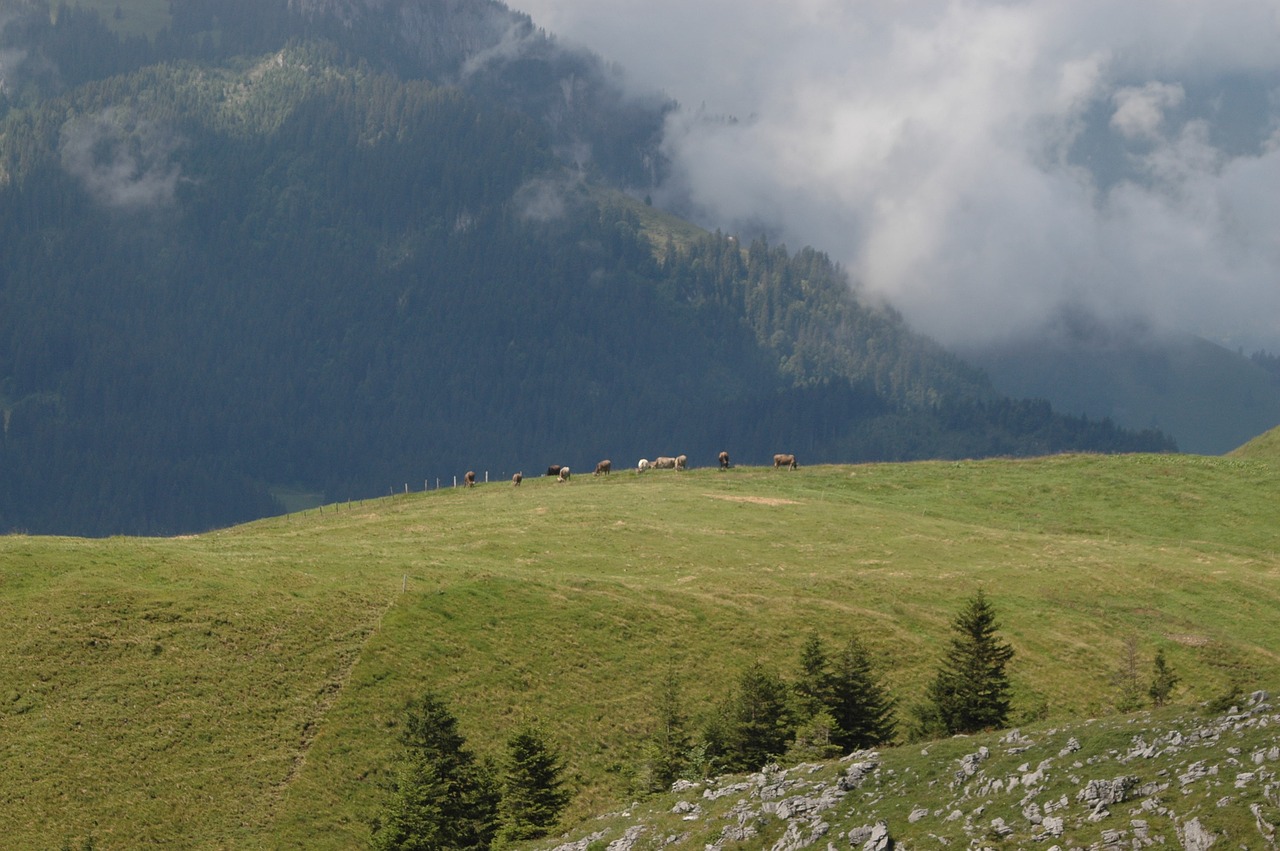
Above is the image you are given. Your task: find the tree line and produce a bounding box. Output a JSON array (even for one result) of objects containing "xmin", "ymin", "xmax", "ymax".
[
  {"xmin": 374, "ymin": 592, "xmax": 1013, "ymax": 850},
  {"xmin": 371, "ymin": 591, "xmax": 1186, "ymax": 849}
]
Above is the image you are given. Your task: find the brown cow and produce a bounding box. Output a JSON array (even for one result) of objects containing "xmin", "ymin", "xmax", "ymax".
[
  {"xmin": 546, "ymin": 465, "xmax": 562, "ymax": 477},
  {"xmin": 652, "ymin": 456, "xmax": 678, "ymax": 470},
  {"xmin": 512, "ymin": 472, "xmax": 523, "ymax": 486},
  {"xmin": 464, "ymin": 470, "xmax": 477, "ymax": 487},
  {"xmin": 718, "ymin": 451, "xmax": 730, "ymax": 469},
  {"xmin": 594, "ymin": 459, "xmax": 612, "ymax": 476},
  {"xmin": 773, "ymin": 453, "xmax": 797, "ymax": 470}
]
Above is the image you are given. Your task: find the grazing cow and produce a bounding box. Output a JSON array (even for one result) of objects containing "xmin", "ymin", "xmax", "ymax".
[
  {"xmin": 512, "ymin": 472, "xmax": 523, "ymax": 486},
  {"xmin": 637, "ymin": 458, "xmax": 651, "ymax": 473},
  {"xmin": 652, "ymin": 456, "xmax": 677, "ymax": 470},
  {"xmin": 594, "ymin": 459, "xmax": 612, "ymax": 476},
  {"xmin": 675, "ymin": 454, "xmax": 688, "ymax": 471},
  {"xmin": 558, "ymin": 466, "xmax": 571, "ymax": 482},
  {"xmin": 773, "ymin": 453, "xmax": 798, "ymax": 470},
  {"xmin": 719, "ymin": 451, "xmax": 731, "ymax": 469},
  {"xmin": 464, "ymin": 470, "xmax": 477, "ymax": 487},
  {"xmin": 546, "ymin": 465, "xmax": 562, "ymax": 477}
]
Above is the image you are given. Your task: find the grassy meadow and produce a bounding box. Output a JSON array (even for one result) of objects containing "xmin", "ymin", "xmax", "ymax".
[{"xmin": 2, "ymin": 444, "xmax": 1279, "ymax": 848}]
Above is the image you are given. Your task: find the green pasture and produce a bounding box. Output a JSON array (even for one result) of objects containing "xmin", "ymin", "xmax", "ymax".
[{"xmin": 2, "ymin": 446, "xmax": 1278, "ymax": 848}]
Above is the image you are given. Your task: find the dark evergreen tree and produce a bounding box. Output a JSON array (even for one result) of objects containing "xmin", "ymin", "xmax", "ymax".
[
  {"xmin": 495, "ymin": 727, "xmax": 569, "ymax": 846},
  {"xmin": 372, "ymin": 691, "xmax": 498, "ymax": 851},
  {"xmin": 829, "ymin": 636, "xmax": 897, "ymax": 749},
  {"xmin": 927, "ymin": 591, "xmax": 1016, "ymax": 735},
  {"xmin": 641, "ymin": 668, "xmax": 691, "ymax": 792},
  {"xmin": 1112, "ymin": 636, "xmax": 1145, "ymax": 712},
  {"xmin": 723, "ymin": 663, "xmax": 793, "ymax": 772},
  {"xmin": 1148, "ymin": 648, "xmax": 1179, "ymax": 707},
  {"xmin": 792, "ymin": 632, "xmax": 835, "ymax": 722}
]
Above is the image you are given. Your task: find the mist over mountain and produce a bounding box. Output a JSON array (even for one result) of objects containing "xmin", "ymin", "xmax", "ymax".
[
  {"xmin": 0, "ymin": 0, "xmax": 1175, "ymax": 535},
  {"xmin": 959, "ymin": 311, "xmax": 1280, "ymax": 456},
  {"xmin": 518, "ymin": 0, "xmax": 1280, "ymax": 353}
]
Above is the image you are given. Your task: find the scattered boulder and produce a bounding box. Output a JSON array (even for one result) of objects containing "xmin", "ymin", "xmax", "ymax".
[
  {"xmin": 841, "ymin": 757, "xmax": 880, "ymax": 791},
  {"xmin": 1077, "ymin": 775, "xmax": 1140, "ymax": 808},
  {"xmin": 606, "ymin": 825, "xmax": 647, "ymax": 851},
  {"xmin": 1179, "ymin": 817, "xmax": 1217, "ymax": 851},
  {"xmin": 861, "ymin": 820, "xmax": 892, "ymax": 851},
  {"xmin": 953, "ymin": 747, "xmax": 989, "ymax": 786}
]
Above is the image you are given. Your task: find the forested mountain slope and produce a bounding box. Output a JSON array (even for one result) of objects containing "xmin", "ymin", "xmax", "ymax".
[{"xmin": 0, "ymin": 1, "xmax": 1172, "ymax": 535}]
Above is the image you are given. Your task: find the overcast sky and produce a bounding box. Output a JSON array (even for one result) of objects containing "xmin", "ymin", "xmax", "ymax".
[{"xmin": 512, "ymin": 0, "xmax": 1280, "ymax": 351}]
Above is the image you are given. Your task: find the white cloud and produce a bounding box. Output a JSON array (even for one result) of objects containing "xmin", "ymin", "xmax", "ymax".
[
  {"xmin": 1111, "ymin": 82, "xmax": 1185, "ymax": 141},
  {"xmin": 510, "ymin": 0, "xmax": 1280, "ymax": 350},
  {"xmin": 59, "ymin": 108, "xmax": 183, "ymax": 209}
]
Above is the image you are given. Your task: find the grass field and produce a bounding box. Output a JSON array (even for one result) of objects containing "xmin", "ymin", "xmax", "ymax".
[{"xmin": 2, "ymin": 444, "xmax": 1278, "ymax": 848}]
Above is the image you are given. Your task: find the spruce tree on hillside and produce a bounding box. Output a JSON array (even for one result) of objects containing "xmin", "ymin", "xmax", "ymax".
[
  {"xmin": 793, "ymin": 633, "xmax": 836, "ymax": 722},
  {"xmin": 372, "ymin": 691, "xmax": 498, "ymax": 851},
  {"xmin": 829, "ymin": 636, "xmax": 897, "ymax": 750},
  {"xmin": 1112, "ymin": 636, "xmax": 1146, "ymax": 712},
  {"xmin": 927, "ymin": 590, "xmax": 1016, "ymax": 735},
  {"xmin": 642, "ymin": 668, "xmax": 691, "ymax": 792},
  {"xmin": 786, "ymin": 634, "xmax": 842, "ymax": 761},
  {"xmin": 496, "ymin": 727, "xmax": 569, "ymax": 846},
  {"xmin": 1149, "ymin": 648, "xmax": 1179, "ymax": 707},
  {"xmin": 724, "ymin": 663, "xmax": 793, "ymax": 772}
]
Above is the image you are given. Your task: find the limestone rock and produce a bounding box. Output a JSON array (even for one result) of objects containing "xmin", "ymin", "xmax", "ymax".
[{"xmin": 1178, "ymin": 817, "xmax": 1216, "ymax": 851}]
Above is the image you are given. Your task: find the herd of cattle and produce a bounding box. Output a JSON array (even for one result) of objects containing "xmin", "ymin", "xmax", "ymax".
[{"xmin": 462, "ymin": 452, "xmax": 799, "ymax": 488}]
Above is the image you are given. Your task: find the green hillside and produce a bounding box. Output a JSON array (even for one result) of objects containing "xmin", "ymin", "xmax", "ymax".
[
  {"xmin": 3, "ymin": 453, "xmax": 1277, "ymax": 849},
  {"xmin": 1230, "ymin": 424, "xmax": 1280, "ymax": 462}
]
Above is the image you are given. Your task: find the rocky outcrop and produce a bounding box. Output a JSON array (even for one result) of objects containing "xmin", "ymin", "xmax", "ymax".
[{"xmin": 534, "ymin": 691, "xmax": 1280, "ymax": 851}]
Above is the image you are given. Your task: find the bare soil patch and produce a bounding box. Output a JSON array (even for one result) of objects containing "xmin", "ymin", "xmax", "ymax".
[{"xmin": 703, "ymin": 493, "xmax": 801, "ymax": 506}]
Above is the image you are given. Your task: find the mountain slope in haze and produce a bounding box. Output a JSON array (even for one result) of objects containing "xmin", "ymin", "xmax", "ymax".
[
  {"xmin": 960, "ymin": 313, "xmax": 1280, "ymax": 456},
  {"xmin": 0, "ymin": 2, "xmax": 1172, "ymax": 536}
]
